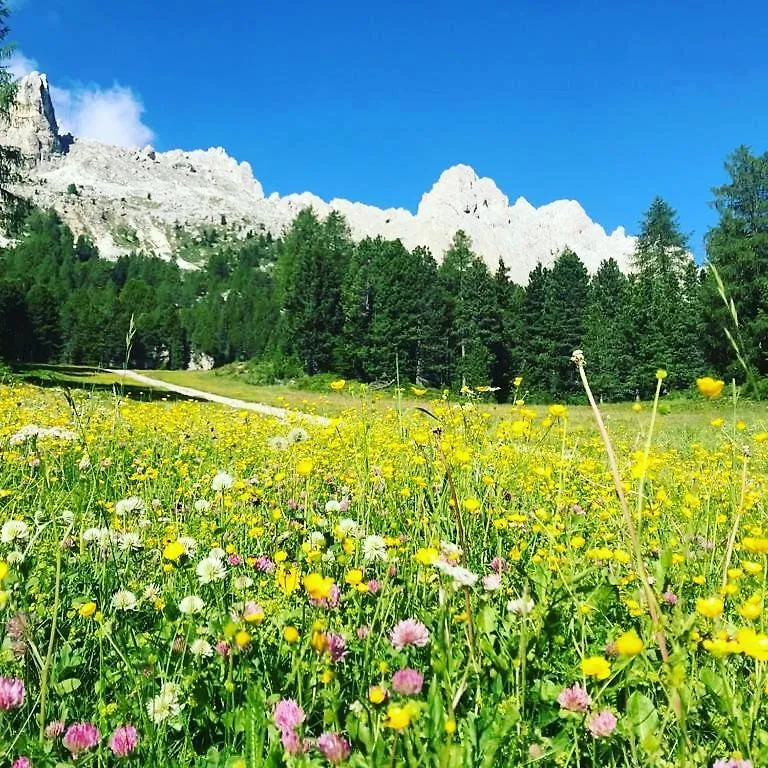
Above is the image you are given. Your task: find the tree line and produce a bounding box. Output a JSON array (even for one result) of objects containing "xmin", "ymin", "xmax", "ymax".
[{"xmin": 0, "ymin": 145, "xmax": 767, "ymax": 401}]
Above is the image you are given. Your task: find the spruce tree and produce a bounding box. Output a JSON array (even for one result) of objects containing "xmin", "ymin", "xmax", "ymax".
[
  {"xmin": 703, "ymin": 146, "xmax": 768, "ymax": 380},
  {"xmin": 583, "ymin": 258, "xmax": 631, "ymax": 400},
  {"xmin": 541, "ymin": 249, "xmax": 589, "ymax": 398},
  {"xmin": 0, "ymin": 1, "xmax": 24, "ymax": 230}
]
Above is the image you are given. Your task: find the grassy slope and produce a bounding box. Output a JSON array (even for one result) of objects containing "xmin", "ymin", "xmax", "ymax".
[
  {"xmin": 11, "ymin": 365, "xmax": 768, "ymax": 444},
  {"xmin": 134, "ymin": 370, "xmax": 768, "ymax": 446}
]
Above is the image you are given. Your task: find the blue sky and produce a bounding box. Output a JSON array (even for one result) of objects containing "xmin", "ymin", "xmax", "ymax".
[{"xmin": 7, "ymin": 0, "xmax": 768, "ymax": 256}]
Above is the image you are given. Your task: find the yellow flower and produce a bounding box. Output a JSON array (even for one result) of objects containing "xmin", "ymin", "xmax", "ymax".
[
  {"xmin": 0, "ymin": 561, "xmax": 7, "ymax": 582},
  {"xmin": 614, "ymin": 630, "xmax": 644, "ymax": 657},
  {"xmin": 696, "ymin": 376, "xmax": 725, "ymax": 399},
  {"xmin": 296, "ymin": 458, "xmax": 314, "ymax": 476},
  {"xmin": 321, "ymin": 669, "xmax": 335, "ymax": 684},
  {"xmin": 414, "ymin": 547, "xmax": 439, "ymax": 565},
  {"xmin": 743, "ymin": 537, "xmax": 768, "ymax": 554},
  {"xmin": 345, "ymin": 568, "xmax": 363, "ymax": 586},
  {"xmin": 710, "ymin": 417, "xmax": 725, "ymax": 428},
  {"xmin": 755, "ymin": 432, "xmax": 768, "ymax": 444},
  {"xmin": 276, "ymin": 567, "xmax": 300, "ymax": 595},
  {"xmin": 570, "ymin": 536, "xmax": 585, "ymax": 549},
  {"xmin": 739, "ymin": 602, "xmax": 762, "ymax": 621},
  {"xmin": 163, "ymin": 541, "xmax": 185, "ymax": 561},
  {"xmin": 743, "ymin": 561, "xmax": 763, "ymax": 575},
  {"xmin": 463, "ymin": 498, "xmax": 481, "ymax": 513},
  {"xmin": 513, "ymin": 376, "xmax": 523, "ymax": 388},
  {"xmin": 79, "ymin": 601, "xmax": 97, "ymax": 618},
  {"xmin": 548, "ymin": 404, "xmax": 568, "ymax": 419},
  {"xmin": 581, "ymin": 656, "xmax": 611, "ymax": 680},
  {"xmin": 329, "ymin": 379, "xmax": 346, "ymax": 391},
  {"xmin": 368, "ymin": 685, "xmax": 387, "ymax": 705},
  {"xmin": 696, "ymin": 596, "xmax": 724, "ymax": 619},
  {"xmin": 235, "ymin": 630, "xmax": 252, "ymax": 649},
  {"xmin": 385, "ymin": 704, "xmax": 413, "ymax": 731},
  {"xmin": 283, "ymin": 626, "xmax": 300, "ymax": 644},
  {"xmin": 632, "ymin": 402, "xmax": 642, "ymax": 413},
  {"xmin": 410, "ymin": 386, "xmax": 426, "ymax": 396},
  {"xmin": 444, "ymin": 717, "xmax": 457, "ymax": 734},
  {"xmin": 737, "ymin": 628, "xmax": 768, "ymax": 661},
  {"xmin": 656, "ymin": 369, "xmax": 667, "ymax": 380},
  {"xmin": 304, "ymin": 572, "xmax": 334, "ymax": 601}
]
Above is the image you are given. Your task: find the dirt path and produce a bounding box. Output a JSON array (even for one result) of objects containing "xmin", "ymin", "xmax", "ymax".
[{"xmin": 108, "ymin": 370, "xmax": 331, "ymax": 426}]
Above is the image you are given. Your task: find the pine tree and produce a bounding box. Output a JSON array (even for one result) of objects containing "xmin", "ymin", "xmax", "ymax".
[
  {"xmin": 541, "ymin": 249, "xmax": 589, "ymax": 398},
  {"xmin": 0, "ymin": 2, "xmax": 25, "ymax": 231},
  {"xmin": 583, "ymin": 258, "xmax": 632, "ymax": 400},
  {"xmin": 519, "ymin": 263, "xmax": 551, "ymax": 394},
  {"xmin": 627, "ymin": 197, "xmax": 698, "ymax": 393},
  {"xmin": 703, "ymin": 146, "xmax": 768, "ymax": 380}
]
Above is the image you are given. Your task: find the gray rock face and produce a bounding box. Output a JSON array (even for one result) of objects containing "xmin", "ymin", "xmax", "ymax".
[
  {"xmin": 4, "ymin": 72, "xmax": 636, "ymax": 282},
  {"xmin": 0, "ymin": 71, "xmax": 61, "ymax": 161}
]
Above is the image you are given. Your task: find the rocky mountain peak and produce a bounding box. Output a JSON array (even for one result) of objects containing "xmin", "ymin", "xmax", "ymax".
[
  {"xmin": 3, "ymin": 70, "xmax": 637, "ymax": 282},
  {"xmin": 1, "ymin": 71, "xmax": 62, "ymax": 161}
]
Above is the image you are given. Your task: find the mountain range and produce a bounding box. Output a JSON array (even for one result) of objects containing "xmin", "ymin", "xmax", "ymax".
[{"xmin": 1, "ymin": 71, "xmax": 636, "ymax": 283}]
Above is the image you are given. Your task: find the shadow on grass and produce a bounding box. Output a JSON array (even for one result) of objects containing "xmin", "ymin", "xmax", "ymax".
[{"xmin": 10, "ymin": 364, "xmax": 205, "ymax": 403}]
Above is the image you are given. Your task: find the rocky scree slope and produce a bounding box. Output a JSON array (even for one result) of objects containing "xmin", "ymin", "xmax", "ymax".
[{"xmin": 1, "ymin": 71, "xmax": 635, "ymax": 281}]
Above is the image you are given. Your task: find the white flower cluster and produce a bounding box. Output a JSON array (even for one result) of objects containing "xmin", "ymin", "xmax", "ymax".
[
  {"xmin": 147, "ymin": 682, "xmax": 183, "ymax": 724},
  {"xmin": 1, "ymin": 519, "xmax": 29, "ymax": 544},
  {"xmin": 9, "ymin": 424, "xmax": 77, "ymax": 445}
]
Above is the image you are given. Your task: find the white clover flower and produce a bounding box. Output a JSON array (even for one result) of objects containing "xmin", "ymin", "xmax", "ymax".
[
  {"xmin": 267, "ymin": 436, "xmax": 289, "ymax": 450},
  {"xmin": 233, "ymin": 575, "xmax": 253, "ymax": 590},
  {"xmin": 338, "ymin": 518, "xmax": 362, "ymax": 538},
  {"xmin": 82, "ymin": 527, "xmax": 112, "ymax": 547},
  {"xmin": 6, "ymin": 549, "xmax": 24, "ymax": 565},
  {"xmin": 196, "ymin": 556, "xmax": 226, "ymax": 585},
  {"xmin": 211, "ymin": 471, "xmax": 234, "ymax": 492},
  {"xmin": 325, "ymin": 499, "xmax": 341, "ymax": 514},
  {"xmin": 78, "ymin": 455, "xmax": 91, "ymax": 470},
  {"xmin": 60, "ymin": 509, "xmax": 75, "ymax": 525},
  {"xmin": 308, "ymin": 531, "xmax": 326, "ymax": 550},
  {"xmin": 287, "ymin": 427, "xmax": 310, "ymax": 444},
  {"xmin": 321, "ymin": 550, "xmax": 336, "ymax": 564},
  {"xmin": 433, "ymin": 560, "xmax": 478, "ymax": 587},
  {"xmin": 147, "ymin": 682, "xmax": 182, "ymax": 724},
  {"xmin": 118, "ymin": 532, "xmax": 143, "ymax": 551},
  {"xmin": 448, "ymin": 565, "xmax": 478, "ymax": 587},
  {"xmin": 177, "ymin": 536, "xmax": 198, "ymax": 556},
  {"xmin": 507, "ymin": 596, "xmax": 535, "ymax": 616},
  {"xmin": 143, "ymin": 584, "xmax": 161, "ymax": 602},
  {"xmin": 111, "ymin": 590, "xmax": 138, "ymax": 611},
  {"xmin": 1, "ymin": 520, "xmax": 29, "ymax": 544},
  {"xmin": 115, "ymin": 496, "xmax": 146, "ymax": 516},
  {"xmin": 208, "ymin": 547, "xmax": 226, "ymax": 561},
  {"xmin": 193, "ymin": 499, "xmax": 211, "ymax": 513},
  {"xmin": 179, "ymin": 595, "xmax": 205, "ymax": 615},
  {"xmin": 362, "ymin": 535, "xmax": 387, "ymax": 563},
  {"xmin": 190, "ymin": 638, "xmax": 213, "ymax": 657}
]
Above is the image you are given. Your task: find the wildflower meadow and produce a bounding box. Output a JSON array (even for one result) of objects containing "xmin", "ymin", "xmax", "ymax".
[{"xmin": 0, "ymin": 367, "xmax": 766, "ymax": 767}]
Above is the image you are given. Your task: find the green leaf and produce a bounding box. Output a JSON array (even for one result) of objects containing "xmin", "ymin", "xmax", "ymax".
[
  {"xmin": 54, "ymin": 677, "xmax": 81, "ymax": 694},
  {"xmin": 626, "ymin": 691, "xmax": 659, "ymax": 751}
]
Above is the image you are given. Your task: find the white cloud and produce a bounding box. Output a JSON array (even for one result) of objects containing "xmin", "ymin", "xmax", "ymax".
[
  {"xmin": 7, "ymin": 50, "xmax": 38, "ymax": 78},
  {"xmin": 7, "ymin": 49, "xmax": 155, "ymax": 148},
  {"xmin": 50, "ymin": 83, "xmax": 155, "ymax": 147}
]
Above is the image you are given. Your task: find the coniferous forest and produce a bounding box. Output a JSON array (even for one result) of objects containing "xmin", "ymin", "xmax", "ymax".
[{"xmin": 0, "ymin": 144, "xmax": 767, "ymax": 402}]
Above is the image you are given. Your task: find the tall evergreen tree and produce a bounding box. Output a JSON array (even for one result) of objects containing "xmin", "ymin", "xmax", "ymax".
[
  {"xmin": 626, "ymin": 197, "xmax": 700, "ymax": 393},
  {"xmin": 519, "ymin": 263, "xmax": 551, "ymax": 393},
  {"xmin": 0, "ymin": 2, "xmax": 25, "ymax": 232},
  {"xmin": 703, "ymin": 145, "xmax": 768, "ymax": 380},
  {"xmin": 583, "ymin": 258, "xmax": 632, "ymax": 400},
  {"xmin": 541, "ymin": 249, "xmax": 589, "ymax": 397}
]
